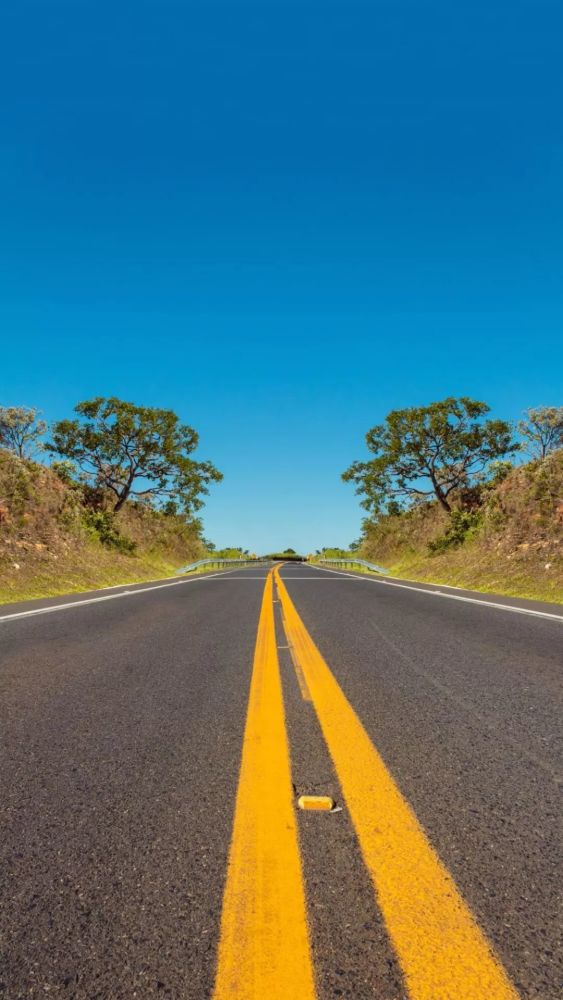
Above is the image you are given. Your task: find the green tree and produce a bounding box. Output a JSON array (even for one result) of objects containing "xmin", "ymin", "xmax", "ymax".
[
  {"xmin": 47, "ymin": 397, "xmax": 222, "ymax": 514},
  {"xmin": 518, "ymin": 406, "xmax": 563, "ymax": 460},
  {"xmin": 0, "ymin": 406, "xmax": 46, "ymax": 459},
  {"xmin": 319, "ymin": 546, "xmax": 350, "ymax": 557},
  {"xmin": 343, "ymin": 397, "xmax": 516, "ymax": 516}
]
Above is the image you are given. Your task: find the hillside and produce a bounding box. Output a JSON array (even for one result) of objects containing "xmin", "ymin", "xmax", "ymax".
[
  {"xmin": 359, "ymin": 450, "xmax": 563, "ymax": 603},
  {"xmin": 0, "ymin": 450, "xmax": 205, "ymax": 604}
]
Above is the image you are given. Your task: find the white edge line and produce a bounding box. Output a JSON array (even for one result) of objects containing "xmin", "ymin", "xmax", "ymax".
[
  {"xmin": 307, "ymin": 564, "xmax": 563, "ymax": 623},
  {"xmin": 0, "ymin": 567, "xmax": 260, "ymax": 624}
]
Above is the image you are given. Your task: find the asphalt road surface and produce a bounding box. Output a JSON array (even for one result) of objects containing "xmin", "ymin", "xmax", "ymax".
[{"xmin": 0, "ymin": 563, "xmax": 561, "ymax": 999}]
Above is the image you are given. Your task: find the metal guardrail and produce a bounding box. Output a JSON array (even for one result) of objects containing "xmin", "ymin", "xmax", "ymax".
[
  {"xmin": 315, "ymin": 558, "xmax": 389, "ymax": 576},
  {"xmin": 176, "ymin": 557, "xmax": 268, "ymax": 575},
  {"xmin": 176, "ymin": 556, "xmax": 388, "ymax": 576}
]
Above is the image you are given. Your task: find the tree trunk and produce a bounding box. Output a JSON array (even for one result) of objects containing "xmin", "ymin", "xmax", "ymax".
[
  {"xmin": 429, "ymin": 470, "xmax": 452, "ymax": 513},
  {"xmin": 113, "ymin": 492, "xmax": 128, "ymax": 513},
  {"xmin": 436, "ymin": 493, "xmax": 452, "ymax": 512},
  {"xmin": 113, "ymin": 468, "xmax": 136, "ymax": 512}
]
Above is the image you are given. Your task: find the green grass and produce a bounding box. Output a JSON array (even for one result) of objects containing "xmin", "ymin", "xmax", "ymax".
[
  {"xmin": 0, "ymin": 554, "xmax": 271, "ymax": 605},
  {"xmin": 311, "ymin": 553, "xmax": 562, "ymax": 604},
  {"xmin": 382, "ymin": 550, "xmax": 563, "ymax": 604},
  {"xmin": 0, "ymin": 548, "xmax": 182, "ymax": 606}
]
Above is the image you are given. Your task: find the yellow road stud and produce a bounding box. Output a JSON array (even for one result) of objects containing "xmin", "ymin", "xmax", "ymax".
[{"xmin": 297, "ymin": 795, "xmax": 335, "ymax": 811}]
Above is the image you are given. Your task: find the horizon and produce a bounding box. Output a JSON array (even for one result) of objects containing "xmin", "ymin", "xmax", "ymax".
[{"xmin": 2, "ymin": 1, "xmax": 562, "ymax": 551}]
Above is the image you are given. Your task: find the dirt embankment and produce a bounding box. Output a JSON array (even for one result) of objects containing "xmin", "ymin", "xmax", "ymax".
[
  {"xmin": 0, "ymin": 450, "xmax": 205, "ymax": 604},
  {"xmin": 360, "ymin": 451, "xmax": 563, "ymax": 603}
]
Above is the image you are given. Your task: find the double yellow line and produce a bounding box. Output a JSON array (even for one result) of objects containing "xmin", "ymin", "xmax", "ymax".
[{"xmin": 213, "ymin": 567, "xmax": 519, "ymax": 999}]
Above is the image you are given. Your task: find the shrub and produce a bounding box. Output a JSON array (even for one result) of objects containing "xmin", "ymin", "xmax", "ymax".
[
  {"xmin": 51, "ymin": 459, "xmax": 78, "ymax": 485},
  {"xmin": 0, "ymin": 450, "xmax": 37, "ymax": 528},
  {"xmin": 428, "ymin": 510, "xmax": 482, "ymax": 554},
  {"xmin": 81, "ymin": 509, "xmax": 136, "ymax": 553}
]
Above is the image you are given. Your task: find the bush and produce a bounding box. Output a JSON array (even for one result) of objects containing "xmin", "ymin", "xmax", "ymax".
[
  {"xmin": 81, "ymin": 509, "xmax": 136, "ymax": 553},
  {"xmin": 0, "ymin": 450, "xmax": 37, "ymax": 528},
  {"xmin": 51, "ymin": 459, "xmax": 78, "ymax": 485},
  {"xmin": 428, "ymin": 510, "xmax": 482, "ymax": 554}
]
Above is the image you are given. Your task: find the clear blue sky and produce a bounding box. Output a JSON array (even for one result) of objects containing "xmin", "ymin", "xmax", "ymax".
[{"xmin": 1, "ymin": 1, "xmax": 562, "ymax": 553}]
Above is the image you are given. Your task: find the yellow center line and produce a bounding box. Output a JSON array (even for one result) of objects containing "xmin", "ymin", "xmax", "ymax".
[
  {"xmin": 275, "ymin": 566, "xmax": 311, "ymax": 699},
  {"xmin": 286, "ymin": 630, "xmax": 312, "ymax": 701},
  {"xmin": 212, "ymin": 569, "xmax": 316, "ymax": 1000},
  {"xmin": 274, "ymin": 566, "xmax": 520, "ymax": 1000}
]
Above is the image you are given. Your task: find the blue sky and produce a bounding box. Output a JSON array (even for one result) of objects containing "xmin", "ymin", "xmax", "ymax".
[{"xmin": 1, "ymin": 1, "xmax": 562, "ymax": 552}]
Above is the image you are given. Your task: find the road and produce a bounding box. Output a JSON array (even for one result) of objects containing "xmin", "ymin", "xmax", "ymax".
[{"xmin": 0, "ymin": 563, "xmax": 561, "ymax": 999}]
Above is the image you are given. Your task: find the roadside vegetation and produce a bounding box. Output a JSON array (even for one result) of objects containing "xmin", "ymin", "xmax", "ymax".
[
  {"xmin": 264, "ymin": 548, "xmax": 305, "ymax": 561},
  {"xmin": 0, "ymin": 399, "xmax": 222, "ymax": 604},
  {"xmin": 343, "ymin": 400, "xmax": 563, "ymax": 603},
  {"xmin": 204, "ymin": 543, "xmax": 256, "ymax": 559}
]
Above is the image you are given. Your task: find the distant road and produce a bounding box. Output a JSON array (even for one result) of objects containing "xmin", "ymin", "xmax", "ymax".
[{"xmin": 1, "ymin": 564, "xmax": 561, "ymax": 998}]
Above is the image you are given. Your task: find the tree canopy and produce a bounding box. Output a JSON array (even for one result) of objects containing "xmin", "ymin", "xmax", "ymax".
[
  {"xmin": 0, "ymin": 406, "xmax": 46, "ymax": 459},
  {"xmin": 518, "ymin": 406, "xmax": 563, "ymax": 460},
  {"xmin": 47, "ymin": 397, "xmax": 222, "ymax": 514},
  {"xmin": 343, "ymin": 397, "xmax": 517, "ymax": 516}
]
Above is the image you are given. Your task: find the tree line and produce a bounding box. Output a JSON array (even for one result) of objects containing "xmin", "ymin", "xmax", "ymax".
[
  {"xmin": 0, "ymin": 397, "xmax": 222, "ymax": 521},
  {"xmin": 342, "ymin": 398, "xmax": 563, "ymax": 520},
  {"xmin": 2, "ymin": 394, "xmax": 561, "ymax": 538}
]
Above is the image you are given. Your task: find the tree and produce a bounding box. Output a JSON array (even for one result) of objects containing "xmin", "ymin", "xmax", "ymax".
[
  {"xmin": 343, "ymin": 397, "xmax": 517, "ymax": 516},
  {"xmin": 319, "ymin": 546, "xmax": 350, "ymax": 558},
  {"xmin": 0, "ymin": 406, "xmax": 46, "ymax": 458},
  {"xmin": 47, "ymin": 397, "xmax": 222, "ymax": 514},
  {"xmin": 518, "ymin": 406, "xmax": 563, "ymax": 460}
]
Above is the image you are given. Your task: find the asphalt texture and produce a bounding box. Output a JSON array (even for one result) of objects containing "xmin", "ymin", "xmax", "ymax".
[{"xmin": 1, "ymin": 563, "xmax": 561, "ymax": 999}]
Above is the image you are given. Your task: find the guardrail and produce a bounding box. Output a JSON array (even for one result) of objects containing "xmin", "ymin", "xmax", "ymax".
[
  {"xmin": 176, "ymin": 557, "xmax": 268, "ymax": 575},
  {"xmin": 315, "ymin": 558, "xmax": 389, "ymax": 575}
]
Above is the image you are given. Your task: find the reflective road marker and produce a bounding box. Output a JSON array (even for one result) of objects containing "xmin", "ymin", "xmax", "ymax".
[{"xmin": 297, "ymin": 795, "xmax": 335, "ymax": 811}]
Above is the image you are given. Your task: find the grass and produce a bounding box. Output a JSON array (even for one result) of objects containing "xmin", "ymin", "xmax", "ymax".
[
  {"xmin": 383, "ymin": 549, "xmax": 563, "ymax": 604},
  {"xmin": 0, "ymin": 450, "xmax": 209, "ymax": 606},
  {"xmin": 312, "ymin": 552, "xmax": 562, "ymax": 604},
  {"xmin": 0, "ymin": 546, "xmax": 184, "ymax": 605},
  {"xmin": 0, "ymin": 553, "xmax": 270, "ymax": 606},
  {"xmin": 357, "ymin": 452, "xmax": 563, "ymax": 605}
]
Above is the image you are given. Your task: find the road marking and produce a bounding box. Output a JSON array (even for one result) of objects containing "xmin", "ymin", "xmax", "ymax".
[
  {"xmin": 0, "ymin": 568, "xmax": 265, "ymax": 624},
  {"xmin": 212, "ymin": 570, "xmax": 316, "ymax": 1000},
  {"xmin": 297, "ymin": 795, "xmax": 335, "ymax": 811},
  {"xmin": 275, "ymin": 567, "xmax": 520, "ymax": 1000},
  {"xmin": 279, "ymin": 612, "xmax": 312, "ymax": 701},
  {"xmin": 309, "ymin": 564, "xmax": 563, "ymax": 622},
  {"xmin": 288, "ymin": 641, "xmax": 312, "ymax": 700}
]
